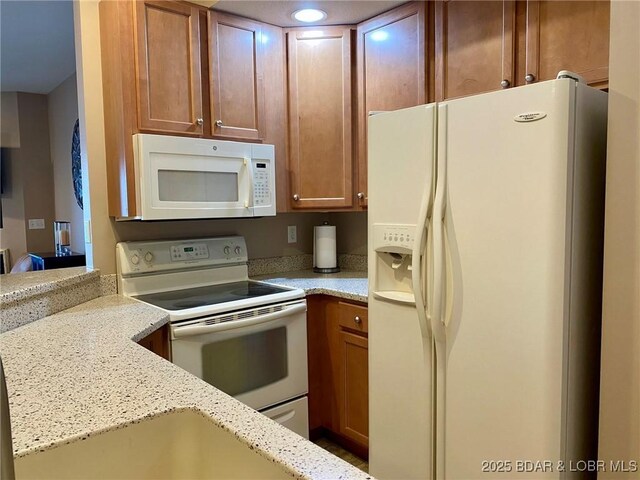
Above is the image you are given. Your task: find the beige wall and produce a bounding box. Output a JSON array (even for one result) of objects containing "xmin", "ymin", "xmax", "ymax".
[
  {"xmin": 18, "ymin": 93, "xmax": 56, "ymax": 252},
  {"xmin": 49, "ymin": 73, "xmax": 84, "ymax": 254},
  {"xmin": 598, "ymin": 0, "xmax": 640, "ymax": 476},
  {"xmin": 73, "ymin": 0, "xmax": 116, "ymax": 273},
  {"xmin": 1, "ymin": 92, "xmax": 20, "ymax": 148},
  {"xmin": 0, "ymin": 92, "xmax": 26, "ymax": 266},
  {"xmin": 0, "ymin": 93, "xmax": 56, "ymax": 265},
  {"xmin": 0, "ymin": 148, "xmax": 27, "ymax": 266}
]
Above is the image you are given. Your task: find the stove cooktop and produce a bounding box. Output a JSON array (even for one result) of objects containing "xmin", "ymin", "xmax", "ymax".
[{"xmin": 132, "ymin": 281, "xmax": 293, "ymax": 312}]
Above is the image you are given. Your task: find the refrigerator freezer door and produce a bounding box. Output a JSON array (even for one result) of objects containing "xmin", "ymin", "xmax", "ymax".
[
  {"xmin": 440, "ymin": 79, "xmax": 578, "ymax": 478},
  {"xmin": 368, "ymin": 104, "xmax": 436, "ymax": 479}
]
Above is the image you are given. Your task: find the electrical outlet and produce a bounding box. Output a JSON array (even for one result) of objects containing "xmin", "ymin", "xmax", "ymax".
[
  {"xmin": 287, "ymin": 225, "xmax": 297, "ymax": 244},
  {"xmin": 28, "ymin": 218, "xmax": 45, "ymax": 230}
]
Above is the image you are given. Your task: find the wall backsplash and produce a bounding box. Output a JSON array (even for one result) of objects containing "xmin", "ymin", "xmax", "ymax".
[
  {"xmin": 113, "ymin": 212, "xmax": 329, "ymax": 259},
  {"xmin": 112, "ymin": 211, "xmax": 368, "ymax": 262},
  {"xmin": 330, "ymin": 211, "xmax": 367, "ymax": 256}
]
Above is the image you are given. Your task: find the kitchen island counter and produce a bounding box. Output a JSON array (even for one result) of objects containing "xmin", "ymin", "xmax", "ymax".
[
  {"xmin": 0, "ymin": 294, "xmax": 371, "ymax": 480},
  {"xmin": 254, "ymin": 270, "xmax": 368, "ymax": 303}
]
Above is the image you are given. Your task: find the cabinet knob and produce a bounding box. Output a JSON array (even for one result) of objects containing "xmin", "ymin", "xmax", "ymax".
[
  {"xmin": 196, "ymin": 118, "xmax": 204, "ymax": 126},
  {"xmin": 525, "ymin": 73, "xmax": 536, "ymax": 84},
  {"xmin": 354, "ymin": 316, "xmax": 362, "ymax": 324},
  {"xmin": 215, "ymin": 120, "xmax": 223, "ymax": 127},
  {"xmin": 293, "ymin": 194, "xmax": 300, "ymax": 201},
  {"xmin": 357, "ymin": 192, "xmax": 365, "ymax": 200},
  {"xmin": 500, "ymin": 79, "xmax": 510, "ymax": 89}
]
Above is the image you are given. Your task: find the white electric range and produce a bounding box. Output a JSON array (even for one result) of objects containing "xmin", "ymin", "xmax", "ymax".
[{"xmin": 116, "ymin": 236, "xmax": 309, "ymax": 438}]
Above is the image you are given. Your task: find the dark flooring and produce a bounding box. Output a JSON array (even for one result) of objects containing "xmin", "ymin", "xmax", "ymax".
[{"xmin": 313, "ymin": 437, "xmax": 369, "ymax": 474}]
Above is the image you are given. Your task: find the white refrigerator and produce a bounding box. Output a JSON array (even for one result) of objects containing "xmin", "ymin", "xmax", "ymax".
[{"xmin": 368, "ymin": 77, "xmax": 608, "ymax": 479}]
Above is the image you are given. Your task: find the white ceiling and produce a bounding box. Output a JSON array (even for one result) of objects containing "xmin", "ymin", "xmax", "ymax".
[
  {"xmin": 213, "ymin": 0, "xmax": 406, "ymax": 27},
  {"xmin": 0, "ymin": 0, "xmax": 76, "ymax": 94}
]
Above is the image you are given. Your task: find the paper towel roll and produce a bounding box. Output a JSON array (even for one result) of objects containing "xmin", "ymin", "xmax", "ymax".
[{"xmin": 314, "ymin": 224, "xmax": 340, "ymax": 273}]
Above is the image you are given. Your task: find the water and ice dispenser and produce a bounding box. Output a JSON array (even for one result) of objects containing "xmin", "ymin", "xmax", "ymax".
[{"xmin": 371, "ymin": 223, "xmax": 420, "ymax": 305}]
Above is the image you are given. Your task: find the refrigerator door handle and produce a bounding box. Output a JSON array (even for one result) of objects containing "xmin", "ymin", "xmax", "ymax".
[
  {"xmin": 431, "ymin": 104, "xmax": 450, "ymax": 480},
  {"xmin": 411, "ymin": 181, "xmax": 432, "ymax": 340},
  {"xmin": 431, "ymin": 105, "xmax": 448, "ymax": 345}
]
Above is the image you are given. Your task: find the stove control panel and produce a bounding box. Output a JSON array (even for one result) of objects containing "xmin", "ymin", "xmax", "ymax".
[
  {"xmin": 117, "ymin": 236, "xmax": 249, "ymax": 276},
  {"xmin": 170, "ymin": 243, "xmax": 209, "ymax": 261}
]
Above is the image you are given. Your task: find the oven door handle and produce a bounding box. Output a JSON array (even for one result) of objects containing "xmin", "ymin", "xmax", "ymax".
[{"xmin": 172, "ymin": 302, "xmax": 307, "ymax": 338}]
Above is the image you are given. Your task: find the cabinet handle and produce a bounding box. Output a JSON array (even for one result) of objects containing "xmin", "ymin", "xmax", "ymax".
[
  {"xmin": 293, "ymin": 194, "xmax": 300, "ymax": 201},
  {"xmin": 357, "ymin": 192, "xmax": 365, "ymax": 200},
  {"xmin": 500, "ymin": 79, "xmax": 510, "ymax": 89},
  {"xmin": 525, "ymin": 73, "xmax": 536, "ymax": 84},
  {"xmin": 215, "ymin": 120, "xmax": 223, "ymax": 127},
  {"xmin": 354, "ymin": 316, "xmax": 362, "ymax": 324},
  {"xmin": 196, "ymin": 118, "xmax": 204, "ymax": 126}
]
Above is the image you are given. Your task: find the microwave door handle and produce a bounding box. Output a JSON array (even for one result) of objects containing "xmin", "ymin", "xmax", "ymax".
[
  {"xmin": 245, "ymin": 157, "xmax": 253, "ymax": 209},
  {"xmin": 172, "ymin": 302, "xmax": 307, "ymax": 338}
]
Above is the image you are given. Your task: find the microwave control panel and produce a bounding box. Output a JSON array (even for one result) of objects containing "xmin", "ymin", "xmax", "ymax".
[{"xmin": 253, "ymin": 161, "xmax": 272, "ymax": 206}]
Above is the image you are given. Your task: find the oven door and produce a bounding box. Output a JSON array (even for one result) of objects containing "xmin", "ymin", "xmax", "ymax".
[
  {"xmin": 171, "ymin": 300, "xmax": 308, "ymax": 411},
  {"xmin": 135, "ymin": 134, "xmax": 254, "ymax": 220}
]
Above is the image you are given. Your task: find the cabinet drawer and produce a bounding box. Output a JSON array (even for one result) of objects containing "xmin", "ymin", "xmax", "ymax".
[{"xmin": 338, "ymin": 302, "xmax": 368, "ymax": 334}]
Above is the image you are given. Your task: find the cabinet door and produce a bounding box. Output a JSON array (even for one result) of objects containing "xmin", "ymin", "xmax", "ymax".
[
  {"xmin": 137, "ymin": 325, "xmax": 172, "ymax": 361},
  {"xmin": 134, "ymin": 1, "xmax": 203, "ymax": 135},
  {"xmin": 208, "ymin": 12, "xmax": 266, "ymax": 140},
  {"xmin": 339, "ymin": 330, "xmax": 369, "ymax": 448},
  {"xmin": 524, "ymin": 1, "xmax": 610, "ymax": 88},
  {"xmin": 435, "ymin": 0, "xmax": 516, "ymax": 100},
  {"xmin": 287, "ymin": 27, "xmax": 354, "ymax": 210},
  {"xmin": 357, "ymin": 2, "xmax": 426, "ymax": 208}
]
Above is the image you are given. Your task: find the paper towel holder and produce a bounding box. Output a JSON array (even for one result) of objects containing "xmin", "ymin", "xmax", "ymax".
[{"xmin": 313, "ymin": 221, "xmax": 340, "ymax": 274}]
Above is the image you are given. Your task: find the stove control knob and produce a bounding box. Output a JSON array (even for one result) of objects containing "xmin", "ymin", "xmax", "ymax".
[
  {"xmin": 234, "ymin": 246, "xmax": 242, "ymax": 255},
  {"xmin": 131, "ymin": 254, "xmax": 140, "ymax": 265},
  {"xmin": 144, "ymin": 252, "xmax": 154, "ymax": 263},
  {"xmin": 224, "ymin": 246, "xmax": 231, "ymax": 255}
]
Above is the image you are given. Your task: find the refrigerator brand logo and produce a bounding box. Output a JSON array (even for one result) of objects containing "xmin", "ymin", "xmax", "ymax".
[{"xmin": 514, "ymin": 112, "xmax": 547, "ymax": 123}]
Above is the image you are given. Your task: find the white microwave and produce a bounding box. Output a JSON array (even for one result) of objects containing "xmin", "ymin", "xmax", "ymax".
[{"xmin": 122, "ymin": 134, "xmax": 276, "ymax": 221}]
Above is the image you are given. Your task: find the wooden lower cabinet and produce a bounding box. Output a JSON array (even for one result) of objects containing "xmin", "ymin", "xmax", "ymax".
[
  {"xmin": 307, "ymin": 296, "xmax": 369, "ymax": 457},
  {"xmin": 137, "ymin": 324, "xmax": 171, "ymax": 361},
  {"xmin": 339, "ymin": 330, "xmax": 369, "ymax": 446}
]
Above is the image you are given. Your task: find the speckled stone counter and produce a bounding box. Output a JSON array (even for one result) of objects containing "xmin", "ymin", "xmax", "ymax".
[
  {"xmin": 0, "ymin": 295, "xmax": 371, "ymax": 480},
  {"xmin": 254, "ymin": 270, "xmax": 368, "ymax": 303},
  {"xmin": 0, "ymin": 267, "xmax": 101, "ymax": 333}
]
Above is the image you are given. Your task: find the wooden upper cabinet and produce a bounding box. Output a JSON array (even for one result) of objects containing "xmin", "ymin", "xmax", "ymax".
[
  {"xmin": 208, "ymin": 12, "xmax": 266, "ymax": 140},
  {"xmin": 356, "ymin": 2, "xmax": 426, "ymax": 208},
  {"xmin": 133, "ymin": 1, "xmax": 203, "ymax": 135},
  {"xmin": 435, "ymin": 0, "xmax": 516, "ymax": 100},
  {"xmin": 523, "ymin": 1, "xmax": 610, "ymax": 88},
  {"xmin": 287, "ymin": 27, "xmax": 354, "ymax": 210}
]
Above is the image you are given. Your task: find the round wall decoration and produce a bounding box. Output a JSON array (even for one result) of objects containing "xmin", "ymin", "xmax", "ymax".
[{"xmin": 71, "ymin": 119, "xmax": 83, "ymax": 210}]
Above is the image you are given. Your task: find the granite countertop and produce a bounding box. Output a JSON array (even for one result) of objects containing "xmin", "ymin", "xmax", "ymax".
[
  {"xmin": 0, "ymin": 267, "xmax": 98, "ymax": 303},
  {"xmin": 254, "ymin": 270, "xmax": 368, "ymax": 303},
  {"xmin": 0, "ymin": 295, "xmax": 371, "ymax": 480}
]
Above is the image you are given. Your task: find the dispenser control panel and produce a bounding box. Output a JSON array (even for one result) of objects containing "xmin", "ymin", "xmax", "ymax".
[{"xmin": 373, "ymin": 223, "xmax": 417, "ymax": 253}]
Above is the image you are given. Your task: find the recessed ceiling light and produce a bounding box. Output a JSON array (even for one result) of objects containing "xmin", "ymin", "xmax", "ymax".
[{"xmin": 292, "ymin": 8, "xmax": 327, "ymax": 23}]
